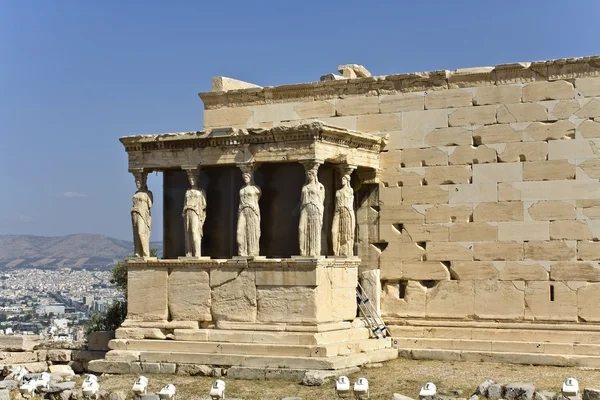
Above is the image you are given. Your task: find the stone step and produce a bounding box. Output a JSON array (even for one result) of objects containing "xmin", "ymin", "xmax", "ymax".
[
  {"xmin": 390, "ymin": 325, "xmax": 600, "ymax": 344},
  {"xmin": 171, "ymin": 327, "xmax": 371, "ymax": 345},
  {"xmin": 111, "ymin": 337, "xmax": 392, "ymax": 358},
  {"xmin": 398, "ymin": 347, "xmax": 600, "ymax": 368},
  {"xmin": 394, "ymin": 337, "xmax": 600, "ymax": 356}
]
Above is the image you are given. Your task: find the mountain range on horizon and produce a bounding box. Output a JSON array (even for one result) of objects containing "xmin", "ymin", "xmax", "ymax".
[{"xmin": 0, "ymin": 234, "xmax": 163, "ymax": 270}]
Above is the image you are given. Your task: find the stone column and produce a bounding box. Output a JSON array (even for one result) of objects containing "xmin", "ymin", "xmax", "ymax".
[
  {"xmin": 298, "ymin": 160, "xmax": 325, "ymax": 257},
  {"xmin": 130, "ymin": 168, "xmax": 153, "ymax": 258},
  {"xmin": 332, "ymin": 164, "xmax": 357, "ymax": 257},
  {"xmin": 236, "ymin": 163, "xmax": 262, "ymax": 257},
  {"xmin": 181, "ymin": 166, "xmax": 207, "ymax": 258}
]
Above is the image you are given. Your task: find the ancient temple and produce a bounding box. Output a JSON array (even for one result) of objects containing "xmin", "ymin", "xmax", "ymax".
[{"xmin": 93, "ymin": 56, "xmax": 600, "ymax": 374}]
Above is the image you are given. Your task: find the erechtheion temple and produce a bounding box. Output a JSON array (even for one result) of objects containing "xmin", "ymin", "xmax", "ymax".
[{"xmin": 91, "ymin": 55, "xmax": 600, "ymax": 374}]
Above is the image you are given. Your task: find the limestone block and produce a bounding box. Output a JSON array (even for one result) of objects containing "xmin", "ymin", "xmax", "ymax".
[
  {"xmin": 424, "ymin": 165, "xmax": 472, "ymax": 185},
  {"xmin": 335, "ymin": 96, "xmax": 379, "ymax": 116},
  {"xmin": 525, "ymin": 281, "xmax": 577, "ymax": 321},
  {"xmin": 447, "ymin": 145, "xmax": 498, "ymax": 165},
  {"xmin": 447, "ymin": 182, "xmax": 498, "ymax": 204},
  {"xmin": 548, "ymin": 138, "xmax": 600, "ymax": 160},
  {"xmin": 583, "ymin": 206, "xmax": 600, "ymax": 219},
  {"xmin": 127, "ymin": 268, "xmax": 168, "ymax": 321},
  {"xmin": 203, "ymin": 107, "xmax": 253, "ymax": 128},
  {"xmin": 523, "ymin": 160, "xmax": 576, "ymax": 181},
  {"xmin": 575, "ymin": 98, "xmax": 600, "ymax": 119},
  {"xmin": 497, "ymin": 103, "xmax": 547, "ymax": 123},
  {"xmin": 575, "ymin": 77, "xmax": 600, "ymax": 97},
  {"xmin": 474, "ymin": 280, "xmax": 524, "ymax": 320},
  {"xmin": 473, "ymin": 124, "xmax": 521, "ymax": 144},
  {"xmin": 425, "ymin": 204, "xmax": 473, "ymax": 223},
  {"xmin": 579, "ymin": 158, "xmax": 600, "ymax": 179},
  {"xmin": 382, "ymin": 261, "xmax": 450, "ymax": 281},
  {"xmin": 498, "ymin": 261, "xmax": 549, "ymax": 280},
  {"xmin": 356, "ymin": 113, "xmax": 402, "ymax": 132},
  {"xmin": 87, "ymin": 331, "xmax": 114, "ymax": 351},
  {"xmin": 211, "ymin": 77, "xmax": 261, "ymax": 91},
  {"xmin": 524, "ymin": 241, "xmax": 576, "ymax": 261},
  {"xmin": 401, "ymin": 186, "xmax": 448, "ymax": 204},
  {"xmin": 398, "ymin": 224, "xmax": 449, "ymax": 242},
  {"xmin": 550, "ymin": 261, "xmax": 600, "ymax": 281},
  {"xmin": 425, "ymin": 127, "xmax": 473, "ymax": 146},
  {"xmin": 381, "ymin": 281, "xmax": 426, "ymax": 318},
  {"xmin": 473, "ymin": 85, "xmax": 522, "ymax": 105},
  {"xmin": 527, "ymin": 200, "xmax": 577, "ymax": 221},
  {"xmin": 550, "ymin": 99, "xmax": 581, "ymax": 119},
  {"xmin": 499, "ymin": 180, "xmax": 600, "ymax": 201},
  {"xmin": 294, "ymin": 101, "xmax": 335, "ymax": 119},
  {"xmin": 425, "ymin": 89, "xmax": 472, "ymax": 109},
  {"xmin": 473, "ymin": 162, "xmax": 522, "ymax": 183},
  {"xmin": 449, "ymin": 105, "xmax": 497, "ymax": 126},
  {"xmin": 379, "ymin": 204, "xmax": 423, "ymax": 227},
  {"xmin": 449, "ymin": 261, "xmax": 498, "ymax": 280},
  {"xmin": 426, "ymin": 242, "xmax": 473, "ymax": 261},
  {"xmin": 0, "ymin": 335, "xmax": 41, "ymax": 351},
  {"xmin": 473, "ymin": 202, "xmax": 523, "ymax": 222},
  {"xmin": 168, "ymin": 268, "xmax": 211, "ymax": 322},
  {"xmin": 579, "ymin": 119, "xmax": 600, "ymax": 138},
  {"xmin": 578, "ymin": 283, "xmax": 600, "ymax": 322},
  {"xmin": 379, "ymin": 242, "xmax": 425, "ymax": 264},
  {"xmin": 391, "ymin": 109, "xmax": 451, "ymax": 149},
  {"xmin": 0, "ymin": 351, "xmax": 37, "ymax": 364},
  {"xmin": 426, "ymin": 281, "xmax": 474, "ymax": 318},
  {"xmin": 449, "ymin": 222, "xmax": 497, "ymax": 242},
  {"xmin": 360, "ymin": 270, "xmax": 381, "ymax": 314},
  {"xmin": 523, "ymin": 120, "xmax": 575, "ymax": 141},
  {"xmin": 257, "ymin": 286, "xmax": 317, "ymax": 323},
  {"xmin": 250, "ymin": 103, "xmax": 300, "ymax": 123},
  {"xmin": 382, "ymin": 167, "xmax": 424, "ymax": 187},
  {"xmin": 578, "ymin": 241, "xmax": 600, "ymax": 260},
  {"xmin": 498, "ymin": 221, "xmax": 549, "ymax": 241},
  {"xmin": 495, "ymin": 142, "xmax": 548, "ymax": 162},
  {"xmin": 400, "ymin": 147, "xmax": 447, "ymax": 167},
  {"xmin": 550, "ymin": 220, "xmax": 592, "ymax": 240},
  {"xmin": 474, "ymin": 242, "xmax": 523, "ymax": 261},
  {"xmin": 211, "ymin": 268, "xmax": 257, "ymax": 322},
  {"xmin": 320, "ymin": 116, "xmax": 357, "ymax": 130},
  {"xmin": 380, "ymin": 93, "xmax": 425, "ymax": 113},
  {"xmin": 523, "ymin": 80, "xmax": 574, "ymax": 102},
  {"xmin": 256, "ymin": 268, "xmax": 319, "ymax": 286}
]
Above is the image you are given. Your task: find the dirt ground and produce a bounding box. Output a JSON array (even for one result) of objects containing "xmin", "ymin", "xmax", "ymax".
[{"xmin": 90, "ymin": 357, "xmax": 600, "ymax": 400}]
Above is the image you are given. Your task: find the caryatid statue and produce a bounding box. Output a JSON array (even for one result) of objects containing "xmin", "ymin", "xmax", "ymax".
[
  {"xmin": 131, "ymin": 170, "xmax": 153, "ymax": 258},
  {"xmin": 182, "ymin": 169, "xmax": 207, "ymax": 258},
  {"xmin": 236, "ymin": 165, "xmax": 262, "ymax": 257},
  {"xmin": 332, "ymin": 167, "xmax": 356, "ymax": 256},
  {"xmin": 299, "ymin": 162, "xmax": 325, "ymax": 257}
]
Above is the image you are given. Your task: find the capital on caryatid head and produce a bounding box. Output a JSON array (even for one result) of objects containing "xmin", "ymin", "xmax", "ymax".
[
  {"xmin": 182, "ymin": 165, "xmax": 200, "ymax": 188},
  {"xmin": 336, "ymin": 164, "xmax": 357, "ymax": 178},
  {"xmin": 130, "ymin": 168, "xmax": 148, "ymax": 190},
  {"xmin": 236, "ymin": 162, "xmax": 257, "ymax": 175},
  {"xmin": 300, "ymin": 159, "xmax": 323, "ymax": 174}
]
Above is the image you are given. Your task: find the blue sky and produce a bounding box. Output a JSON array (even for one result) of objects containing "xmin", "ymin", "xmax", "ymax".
[{"xmin": 1, "ymin": 0, "xmax": 599, "ymax": 241}]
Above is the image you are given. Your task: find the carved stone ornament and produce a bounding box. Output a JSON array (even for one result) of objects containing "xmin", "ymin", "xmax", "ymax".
[
  {"xmin": 236, "ymin": 163, "xmax": 261, "ymax": 257},
  {"xmin": 298, "ymin": 161, "xmax": 325, "ymax": 257},
  {"xmin": 182, "ymin": 168, "xmax": 207, "ymax": 258},
  {"xmin": 130, "ymin": 170, "xmax": 153, "ymax": 258}
]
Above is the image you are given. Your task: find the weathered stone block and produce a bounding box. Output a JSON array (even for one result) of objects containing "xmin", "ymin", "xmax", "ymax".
[
  {"xmin": 524, "ymin": 241, "xmax": 576, "ymax": 261},
  {"xmin": 497, "ymin": 103, "xmax": 547, "ymax": 123},
  {"xmin": 498, "ymin": 221, "xmax": 549, "ymax": 241},
  {"xmin": 382, "ymin": 261, "xmax": 450, "ymax": 281},
  {"xmin": 473, "ymin": 202, "xmax": 523, "ymax": 222},
  {"xmin": 449, "ymin": 222, "xmax": 497, "ymax": 242},
  {"xmin": 335, "ymin": 96, "xmax": 379, "ymax": 116},
  {"xmin": 396, "ymin": 224, "xmax": 449, "ymax": 242},
  {"xmin": 402, "ymin": 186, "xmax": 448, "ymax": 204},
  {"xmin": 448, "ymin": 145, "xmax": 498, "ymax": 165},
  {"xmin": 257, "ymin": 286, "xmax": 317, "ymax": 323},
  {"xmin": 473, "ymin": 162, "xmax": 522, "ymax": 183},
  {"xmin": 450, "ymin": 261, "xmax": 498, "ymax": 280},
  {"xmin": 250, "ymin": 103, "xmax": 299, "ymax": 123},
  {"xmin": 382, "ymin": 167, "xmax": 424, "ymax": 187},
  {"xmin": 425, "ymin": 204, "xmax": 472, "ymax": 224},
  {"xmin": 356, "ymin": 113, "xmax": 402, "ymax": 132},
  {"xmin": 473, "ymin": 85, "xmax": 522, "ymax": 105},
  {"xmin": 523, "ymin": 80, "xmax": 574, "ymax": 101},
  {"xmin": 204, "ymin": 107, "xmax": 253, "ymax": 128},
  {"xmin": 527, "ymin": 201, "xmax": 576, "ymax": 220},
  {"xmin": 426, "ymin": 242, "xmax": 473, "ymax": 261},
  {"xmin": 550, "ymin": 99, "xmax": 581, "ymax": 119},
  {"xmin": 550, "ymin": 220, "xmax": 592, "ymax": 240},
  {"xmin": 381, "ymin": 281, "xmax": 426, "ymax": 318},
  {"xmin": 87, "ymin": 331, "xmax": 115, "ymax": 351},
  {"xmin": 211, "ymin": 268, "xmax": 257, "ymax": 322},
  {"xmin": 473, "ymin": 124, "xmax": 521, "ymax": 144},
  {"xmin": 578, "ymin": 241, "xmax": 600, "ymax": 260},
  {"xmin": 575, "ymin": 77, "xmax": 600, "ymax": 97},
  {"xmin": 474, "ymin": 280, "xmax": 524, "ymax": 320},
  {"xmin": 495, "ymin": 142, "xmax": 548, "ymax": 162},
  {"xmin": 525, "ymin": 281, "xmax": 577, "ymax": 321},
  {"xmin": 578, "ymin": 283, "xmax": 600, "ymax": 322},
  {"xmin": 550, "ymin": 261, "xmax": 600, "ymax": 281},
  {"xmin": 523, "ymin": 160, "xmax": 575, "ymax": 181},
  {"xmin": 576, "ymin": 98, "xmax": 600, "ymax": 119},
  {"xmin": 426, "ymin": 281, "xmax": 474, "ymax": 318},
  {"xmin": 169, "ymin": 268, "xmax": 211, "ymax": 321},
  {"xmin": 447, "ymin": 182, "xmax": 497, "ymax": 204},
  {"xmin": 294, "ymin": 101, "xmax": 335, "ymax": 119},
  {"xmin": 424, "ymin": 165, "xmax": 472, "ymax": 185},
  {"xmin": 320, "ymin": 115, "xmax": 357, "ymax": 130},
  {"xmin": 360, "ymin": 270, "xmax": 381, "ymax": 315},
  {"xmin": 449, "ymin": 105, "xmax": 497, "ymax": 126},
  {"xmin": 425, "ymin": 127, "xmax": 473, "ymax": 146},
  {"xmin": 548, "ymin": 138, "xmax": 600, "ymax": 160},
  {"xmin": 380, "ymin": 93, "xmax": 424, "ymax": 113},
  {"xmin": 579, "ymin": 119, "xmax": 600, "ymax": 138},
  {"xmin": 128, "ymin": 268, "xmax": 168, "ymax": 321},
  {"xmin": 474, "ymin": 242, "xmax": 523, "ymax": 261},
  {"xmin": 400, "ymin": 147, "xmax": 448, "ymax": 167},
  {"xmin": 0, "ymin": 335, "xmax": 41, "ymax": 351},
  {"xmin": 579, "ymin": 158, "xmax": 600, "ymax": 179},
  {"xmin": 498, "ymin": 262, "xmax": 549, "ymax": 280},
  {"xmin": 425, "ymin": 89, "xmax": 472, "ymax": 109}
]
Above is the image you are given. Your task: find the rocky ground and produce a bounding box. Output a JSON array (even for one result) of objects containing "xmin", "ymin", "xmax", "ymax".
[{"xmin": 5, "ymin": 357, "xmax": 600, "ymax": 399}]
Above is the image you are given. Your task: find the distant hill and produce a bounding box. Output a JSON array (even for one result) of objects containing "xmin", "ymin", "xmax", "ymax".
[{"xmin": 0, "ymin": 234, "xmax": 163, "ymax": 270}]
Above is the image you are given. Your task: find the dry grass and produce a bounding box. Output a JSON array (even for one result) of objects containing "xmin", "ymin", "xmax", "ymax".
[{"xmin": 90, "ymin": 358, "xmax": 600, "ymax": 400}]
